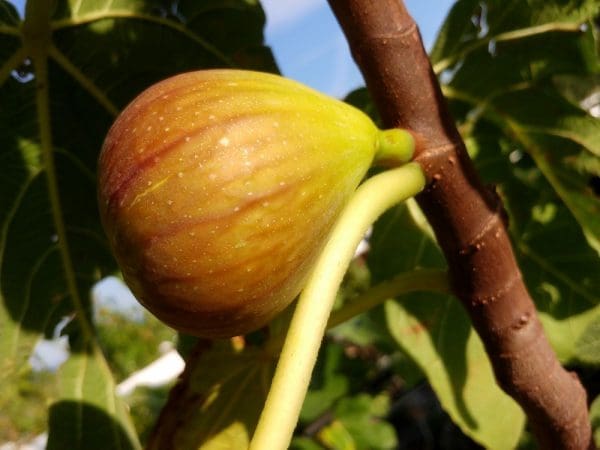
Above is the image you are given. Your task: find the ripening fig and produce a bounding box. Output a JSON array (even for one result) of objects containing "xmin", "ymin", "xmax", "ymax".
[{"xmin": 98, "ymin": 69, "xmax": 411, "ymax": 338}]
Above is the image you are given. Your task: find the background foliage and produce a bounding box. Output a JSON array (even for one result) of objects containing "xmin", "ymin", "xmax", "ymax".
[{"xmin": 0, "ymin": 0, "xmax": 599, "ymax": 449}]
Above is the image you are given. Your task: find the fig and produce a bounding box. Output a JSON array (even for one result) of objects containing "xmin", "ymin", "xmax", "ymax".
[{"xmin": 98, "ymin": 69, "xmax": 398, "ymax": 338}]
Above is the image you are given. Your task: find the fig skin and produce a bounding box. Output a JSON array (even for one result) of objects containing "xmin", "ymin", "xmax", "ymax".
[{"xmin": 98, "ymin": 69, "xmax": 381, "ymax": 338}]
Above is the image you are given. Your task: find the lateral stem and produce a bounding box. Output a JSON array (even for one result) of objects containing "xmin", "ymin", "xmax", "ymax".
[{"xmin": 249, "ymin": 162, "xmax": 426, "ymax": 450}]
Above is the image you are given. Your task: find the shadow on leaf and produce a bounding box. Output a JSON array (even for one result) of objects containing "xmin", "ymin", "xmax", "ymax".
[{"xmin": 47, "ymin": 400, "xmax": 137, "ymax": 450}]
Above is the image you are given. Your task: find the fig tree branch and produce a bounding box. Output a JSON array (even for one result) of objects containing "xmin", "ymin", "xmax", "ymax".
[{"xmin": 327, "ymin": 1, "xmax": 594, "ymax": 448}]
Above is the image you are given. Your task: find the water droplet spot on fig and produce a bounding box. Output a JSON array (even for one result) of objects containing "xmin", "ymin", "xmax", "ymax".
[
  {"xmin": 262, "ymin": 201, "xmax": 270, "ymax": 207},
  {"xmin": 147, "ymin": 181, "xmax": 152, "ymax": 186},
  {"xmin": 247, "ymin": 192, "xmax": 254, "ymax": 196},
  {"xmin": 164, "ymin": 127, "xmax": 170, "ymax": 132},
  {"xmin": 147, "ymin": 126, "xmax": 152, "ymax": 131},
  {"xmin": 167, "ymin": 200, "xmax": 173, "ymax": 205},
  {"xmin": 159, "ymin": 116, "xmax": 164, "ymax": 121},
  {"xmin": 185, "ymin": 136, "xmax": 191, "ymax": 142},
  {"xmin": 178, "ymin": 172, "xmax": 184, "ymax": 178},
  {"xmin": 279, "ymin": 181, "xmax": 286, "ymax": 187},
  {"xmin": 176, "ymin": 106, "xmax": 182, "ymax": 111},
  {"xmin": 209, "ymin": 115, "xmax": 216, "ymax": 120},
  {"xmin": 219, "ymin": 137, "xmax": 230, "ymax": 146}
]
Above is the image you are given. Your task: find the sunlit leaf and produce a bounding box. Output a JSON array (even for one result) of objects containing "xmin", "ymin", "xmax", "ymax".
[
  {"xmin": 439, "ymin": 1, "xmax": 600, "ymax": 250},
  {"xmin": 318, "ymin": 420, "xmax": 355, "ymax": 450},
  {"xmin": 329, "ymin": 394, "xmax": 397, "ymax": 450},
  {"xmin": 575, "ymin": 318, "xmax": 600, "ymax": 365},
  {"xmin": 48, "ymin": 344, "xmax": 139, "ymax": 450},
  {"xmin": 431, "ymin": 0, "xmax": 600, "ymax": 72},
  {"xmin": 385, "ymin": 295, "xmax": 525, "ymax": 450},
  {"xmin": 146, "ymin": 339, "xmax": 274, "ymax": 450},
  {"xmin": 368, "ymin": 202, "xmax": 525, "ymax": 449}
]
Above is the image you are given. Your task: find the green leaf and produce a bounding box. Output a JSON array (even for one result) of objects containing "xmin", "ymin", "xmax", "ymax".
[
  {"xmin": 290, "ymin": 437, "xmax": 326, "ymax": 450},
  {"xmin": 0, "ymin": 0, "xmax": 276, "ymax": 447},
  {"xmin": 300, "ymin": 342, "xmax": 350, "ymax": 423},
  {"xmin": 429, "ymin": 0, "xmax": 479, "ymax": 65},
  {"xmin": 486, "ymin": 86, "xmax": 600, "ymax": 252},
  {"xmin": 432, "ymin": 0, "xmax": 600, "ymax": 72},
  {"xmin": 48, "ymin": 345, "xmax": 139, "ymax": 450},
  {"xmin": 330, "ymin": 394, "xmax": 397, "ymax": 450},
  {"xmin": 367, "ymin": 203, "xmax": 526, "ymax": 449},
  {"xmin": 592, "ymin": 394, "xmax": 600, "ymax": 447},
  {"xmin": 146, "ymin": 339, "xmax": 274, "ymax": 450},
  {"xmin": 385, "ymin": 296, "xmax": 525, "ymax": 450},
  {"xmin": 574, "ymin": 317, "xmax": 600, "ymax": 365},
  {"xmin": 318, "ymin": 420, "xmax": 356, "ymax": 450},
  {"xmin": 439, "ymin": 2, "xmax": 600, "ymax": 250}
]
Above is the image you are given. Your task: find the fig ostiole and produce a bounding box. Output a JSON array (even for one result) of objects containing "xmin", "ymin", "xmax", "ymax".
[{"xmin": 98, "ymin": 69, "xmax": 414, "ymax": 338}]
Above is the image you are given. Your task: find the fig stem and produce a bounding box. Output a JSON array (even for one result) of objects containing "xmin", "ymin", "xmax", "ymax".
[
  {"xmin": 327, "ymin": 268, "xmax": 450, "ymax": 329},
  {"xmin": 374, "ymin": 128, "xmax": 415, "ymax": 166},
  {"xmin": 249, "ymin": 162, "xmax": 426, "ymax": 450}
]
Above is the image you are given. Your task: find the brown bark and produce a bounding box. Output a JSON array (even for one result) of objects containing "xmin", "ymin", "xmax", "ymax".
[{"xmin": 327, "ymin": 1, "xmax": 594, "ymax": 448}]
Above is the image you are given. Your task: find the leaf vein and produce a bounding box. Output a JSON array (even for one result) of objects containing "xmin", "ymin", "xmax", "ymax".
[{"xmin": 51, "ymin": 11, "xmax": 235, "ymax": 67}]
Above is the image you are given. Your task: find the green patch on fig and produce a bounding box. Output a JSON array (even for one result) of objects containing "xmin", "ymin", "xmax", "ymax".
[{"xmin": 98, "ymin": 69, "xmax": 413, "ymax": 338}]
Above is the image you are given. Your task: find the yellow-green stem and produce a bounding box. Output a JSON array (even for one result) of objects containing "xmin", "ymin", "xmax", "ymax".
[
  {"xmin": 328, "ymin": 268, "xmax": 450, "ymax": 329},
  {"xmin": 249, "ymin": 162, "xmax": 426, "ymax": 450}
]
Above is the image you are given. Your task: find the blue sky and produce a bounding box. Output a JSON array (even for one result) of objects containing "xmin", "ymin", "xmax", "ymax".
[{"xmin": 261, "ymin": 0, "xmax": 455, "ymax": 97}]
